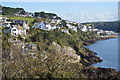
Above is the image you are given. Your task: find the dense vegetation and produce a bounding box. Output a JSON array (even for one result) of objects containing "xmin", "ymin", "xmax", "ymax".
[
  {"xmin": 2, "ymin": 6, "xmax": 27, "ymax": 15},
  {"xmin": 27, "ymin": 28, "xmax": 97, "ymax": 53},
  {"xmin": 2, "ymin": 28, "xmax": 101, "ymax": 78},
  {"xmin": 34, "ymin": 11, "xmax": 61, "ymax": 20}
]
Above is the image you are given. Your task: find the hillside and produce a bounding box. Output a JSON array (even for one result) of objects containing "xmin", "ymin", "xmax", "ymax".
[
  {"xmin": 84, "ymin": 21, "xmax": 119, "ymax": 32},
  {"xmin": 3, "ymin": 28, "xmax": 120, "ymax": 79},
  {"xmin": 1, "ymin": 6, "xmax": 120, "ymax": 79}
]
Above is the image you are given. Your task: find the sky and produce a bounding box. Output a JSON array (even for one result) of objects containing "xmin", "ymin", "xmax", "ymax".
[{"xmin": 1, "ymin": 2, "xmax": 118, "ymax": 23}]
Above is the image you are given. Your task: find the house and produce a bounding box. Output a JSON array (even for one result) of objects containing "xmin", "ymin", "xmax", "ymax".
[
  {"xmin": 78, "ymin": 23, "xmax": 94, "ymax": 32},
  {"xmin": 78, "ymin": 23, "xmax": 83, "ymax": 30},
  {"xmin": 51, "ymin": 19, "xmax": 61, "ymax": 24},
  {"xmin": 0, "ymin": 16, "xmax": 8, "ymax": 22},
  {"xmin": 104, "ymin": 31, "xmax": 116, "ymax": 35},
  {"xmin": 32, "ymin": 21, "xmax": 46, "ymax": 30},
  {"xmin": 97, "ymin": 29, "xmax": 105, "ymax": 35},
  {"xmin": 87, "ymin": 25, "xmax": 93, "ymax": 31},
  {"xmin": 0, "ymin": 16, "xmax": 3, "ymax": 22},
  {"xmin": 3, "ymin": 19, "xmax": 29, "ymax": 36},
  {"xmin": 12, "ymin": 20, "xmax": 29, "ymax": 29},
  {"xmin": 46, "ymin": 23, "xmax": 52, "ymax": 30},
  {"xmin": 32, "ymin": 21, "xmax": 59, "ymax": 31},
  {"xmin": 81, "ymin": 25, "xmax": 89, "ymax": 32},
  {"xmin": 61, "ymin": 29, "xmax": 70, "ymax": 34},
  {"xmin": 3, "ymin": 21, "xmax": 12, "ymax": 28},
  {"xmin": 0, "ymin": 16, "xmax": 11, "ymax": 27},
  {"xmin": 11, "ymin": 25, "xmax": 26, "ymax": 36}
]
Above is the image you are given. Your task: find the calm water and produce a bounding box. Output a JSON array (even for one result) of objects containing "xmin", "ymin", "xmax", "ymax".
[{"xmin": 86, "ymin": 38, "xmax": 118, "ymax": 71}]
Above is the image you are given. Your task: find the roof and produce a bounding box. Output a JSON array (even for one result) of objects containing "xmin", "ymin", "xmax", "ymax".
[
  {"xmin": 13, "ymin": 25, "xmax": 24, "ymax": 30},
  {"xmin": 16, "ymin": 26, "xmax": 23, "ymax": 30}
]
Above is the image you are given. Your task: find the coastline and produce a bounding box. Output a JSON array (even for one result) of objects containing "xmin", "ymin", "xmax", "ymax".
[
  {"xmin": 79, "ymin": 36, "xmax": 120, "ymax": 79},
  {"xmin": 83, "ymin": 36, "xmax": 117, "ymax": 66}
]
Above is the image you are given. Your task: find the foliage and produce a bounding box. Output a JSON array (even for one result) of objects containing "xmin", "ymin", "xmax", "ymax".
[
  {"xmin": 27, "ymin": 28, "xmax": 97, "ymax": 54},
  {"xmin": 2, "ymin": 6, "xmax": 27, "ymax": 15},
  {"xmin": 34, "ymin": 11, "xmax": 61, "ymax": 20},
  {"xmin": 9, "ymin": 16, "xmax": 34, "ymax": 23}
]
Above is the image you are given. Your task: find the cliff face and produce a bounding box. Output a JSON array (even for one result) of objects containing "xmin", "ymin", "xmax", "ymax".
[
  {"xmin": 49, "ymin": 42, "xmax": 102, "ymax": 66},
  {"xmin": 52, "ymin": 42, "xmax": 81, "ymax": 63}
]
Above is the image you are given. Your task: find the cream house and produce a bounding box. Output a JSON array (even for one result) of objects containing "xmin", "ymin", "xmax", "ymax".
[{"xmin": 11, "ymin": 25, "xmax": 26, "ymax": 36}]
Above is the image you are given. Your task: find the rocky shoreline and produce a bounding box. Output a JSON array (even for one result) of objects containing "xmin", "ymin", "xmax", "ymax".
[
  {"xmin": 81, "ymin": 36, "xmax": 120, "ymax": 79},
  {"xmin": 79, "ymin": 37, "xmax": 115, "ymax": 66}
]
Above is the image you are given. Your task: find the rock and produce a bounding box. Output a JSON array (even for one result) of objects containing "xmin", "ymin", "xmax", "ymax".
[
  {"xmin": 81, "ymin": 67, "xmax": 120, "ymax": 79},
  {"xmin": 52, "ymin": 42, "xmax": 81, "ymax": 63}
]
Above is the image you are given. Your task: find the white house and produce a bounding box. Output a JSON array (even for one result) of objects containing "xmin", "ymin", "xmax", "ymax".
[
  {"xmin": 81, "ymin": 25, "xmax": 89, "ymax": 32},
  {"xmin": 97, "ymin": 29, "xmax": 105, "ymax": 35},
  {"xmin": 32, "ymin": 21, "xmax": 60, "ymax": 31},
  {"xmin": 87, "ymin": 25, "xmax": 93, "ymax": 31},
  {"xmin": 32, "ymin": 21, "xmax": 46, "ymax": 30},
  {"xmin": 3, "ymin": 21, "xmax": 12, "ymax": 27},
  {"xmin": 46, "ymin": 23, "xmax": 52, "ymax": 30},
  {"xmin": 0, "ymin": 16, "xmax": 3, "ymax": 22},
  {"xmin": 0, "ymin": 16, "xmax": 8, "ymax": 22},
  {"xmin": 51, "ymin": 19, "xmax": 61, "ymax": 24},
  {"xmin": 11, "ymin": 25, "xmax": 26, "ymax": 36},
  {"xmin": 93, "ymin": 29, "xmax": 99, "ymax": 32}
]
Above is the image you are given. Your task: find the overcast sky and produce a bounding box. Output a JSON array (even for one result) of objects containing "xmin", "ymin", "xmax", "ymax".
[{"xmin": 1, "ymin": 2, "xmax": 118, "ymax": 22}]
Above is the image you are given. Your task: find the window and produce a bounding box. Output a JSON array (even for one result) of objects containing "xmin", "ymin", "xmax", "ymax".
[{"xmin": 13, "ymin": 29, "xmax": 16, "ymax": 31}]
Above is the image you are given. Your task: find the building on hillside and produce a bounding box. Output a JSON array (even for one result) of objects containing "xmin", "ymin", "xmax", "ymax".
[
  {"xmin": 32, "ymin": 21, "xmax": 60, "ymax": 31},
  {"xmin": 0, "ymin": 16, "xmax": 12, "ymax": 27},
  {"xmin": 97, "ymin": 29, "xmax": 105, "ymax": 35},
  {"xmin": 3, "ymin": 21, "xmax": 12, "ymax": 27},
  {"xmin": 77, "ymin": 23, "xmax": 84, "ymax": 30},
  {"xmin": 50, "ymin": 23, "xmax": 56, "ymax": 30},
  {"xmin": 66, "ymin": 23, "xmax": 77, "ymax": 32},
  {"xmin": 81, "ymin": 25, "xmax": 89, "ymax": 32},
  {"xmin": 78, "ymin": 23, "xmax": 94, "ymax": 32},
  {"xmin": 104, "ymin": 31, "xmax": 116, "ymax": 35},
  {"xmin": 0, "ymin": 16, "xmax": 3, "ymax": 22},
  {"xmin": 51, "ymin": 19, "xmax": 61, "ymax": 24},
  {"xmin": 12, "ymin": 20, "xmax": 29, "ymax": 29},
  {"xmin": 87, "ymin": 25, "xmax": 93, "ymax": 31},
  {"xmin": 0, "ymin": 16, "xmax": 8, "ymax": 22},
  {"xmin": 32, "ymin": 21, "xmax": 47, "ymax": 30},
  {"xmin": 11, "ymin": 25, "xmax": 26, "ymax": 36}
]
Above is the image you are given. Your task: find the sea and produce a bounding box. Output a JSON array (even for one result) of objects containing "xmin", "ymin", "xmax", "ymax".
[{"xmin": 86, "ymin": 37, "xmax": 119, "ymax": 71}]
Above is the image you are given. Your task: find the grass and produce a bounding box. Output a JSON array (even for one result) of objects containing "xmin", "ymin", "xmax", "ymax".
[
  {"xmin": 9, "ymin": 16, "xmax": 34, "ymax": 23},
  {"xmin": 3, "ymin": 15, "xmax": 34, "ymax": 23}
]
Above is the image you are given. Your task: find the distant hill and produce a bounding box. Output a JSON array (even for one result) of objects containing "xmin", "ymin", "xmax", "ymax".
[{"xmin": 84, "ymin": 21, "xmax": 119, "ymax": 32}]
